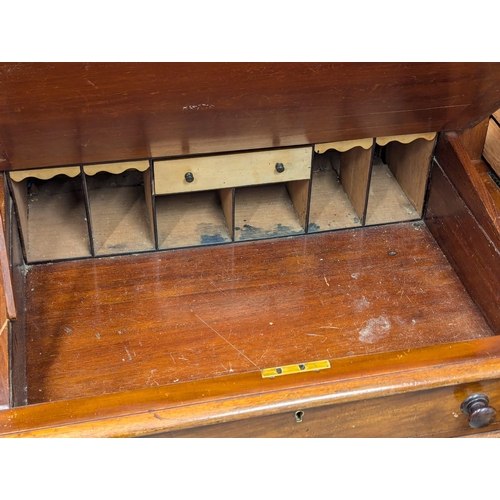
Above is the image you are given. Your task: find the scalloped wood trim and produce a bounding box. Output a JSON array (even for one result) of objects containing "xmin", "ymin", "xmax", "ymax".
[
  {"xmin": 376, "ymin": 132, "xmax": 436, "ymax": 146},
  {"xmin": 314, "ymin": 138, "xmax": 373, "ymax": 153},
  {"xmin": 9, "ymin": 166, "xmax": 81, "ymax": 183},
  {"xmin": 84, "ymin": 160, "xmax": 149, "ymax": 176}
]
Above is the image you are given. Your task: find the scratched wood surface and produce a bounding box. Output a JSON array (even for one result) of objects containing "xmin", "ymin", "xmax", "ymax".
[
  {"xmin": 4, "ymin": 335, "xmax": 500, "ymax": 436},
  {"xmin": 1, "ymin": 63, "xmax": 500, "ymax": 171},
  {"xmin": 23, "ymin": 222, "xmax": 493, "ymax": 404}
]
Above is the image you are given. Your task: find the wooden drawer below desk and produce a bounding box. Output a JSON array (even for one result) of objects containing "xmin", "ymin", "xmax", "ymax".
[
  {"xmin": 152, "ymin": 380, "xmax": 500, "ymax": 438},
  {"xmin": 154, "ymin": 147, "xmax": 312, "ymax": 194}
]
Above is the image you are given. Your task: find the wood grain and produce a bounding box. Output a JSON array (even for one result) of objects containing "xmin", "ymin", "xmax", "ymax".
[
  {"xmin": 483, "ymin": 118, "xmax": 500, "ymax": 177},
  {"xmin": 21, "ymin": 223, "xmax": 493, "ymax": 405},
  {"xmin": 1, "ymin": 63, "xmax": 500, "ymax": 171},
  {"xmin": 4, "ymin": 336, "xmax": 500, "ymax": 437},
  {"xmin": 143, "ymin": 167, "xmax": 156, "ymax": 246},
  {"xmin": 365, "ymin": 161, "xmax": 419, "ymax": 225},
  {"xmin": 340, "ymin": 145, "xmax": 373, "ymax": 222},
  {"xmin": 456, "ymin": 118, "xmax": 489, "ymax": 160},
  {"xmin": 434, "ymin": 132, "xmax": 500, "ymax": 251},
  {"xmin": 285, "ymin": 179, "xmax": 310, "ymax": 229},
  {"xmin": 161, "ymin": 379, "xmax": 500, "ymax": 438},
  {"xmin": 218, "ymin": 188, "xmax": 235, "ymax": 239},
  {"xmin": 425, "ymin": 158, "xmax": 500, "ymax": 333},
  {"xmin": 385, "ymin": 137, "xmax": 435, "ymax": 215}
]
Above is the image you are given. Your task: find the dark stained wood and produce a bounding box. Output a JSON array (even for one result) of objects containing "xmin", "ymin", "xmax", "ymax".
[
  {"xmin": 443, "ymin": 73, "xmax": 500, "ymax": 130},
  {"xmin": 456, "ymin": 118, "xmax": 489, "ymax": 160},
  {"xmin": 9, "ymin": 179, "xmax": 27, "ymax": 407},
  {"xmin": 1, "ymin": 63, "xmax": 500, "ymax": 171},
  {"xmin": 434, "ymin": 132, "xmax": 500, "ymax": 251},
  {"xmin": 0, "ymin": 175, "xmax": 8, "ymax": 408},
  {"xmin": 3, "ymin": 336, "xmax": 500, "ymax": 437},
  {"xmin": 22, "ymin": 223, "xmax": 493, "ymax": 404},
  {"xmin": 425, "ymin": 159, "xmax": 500, "ymax": 333}
]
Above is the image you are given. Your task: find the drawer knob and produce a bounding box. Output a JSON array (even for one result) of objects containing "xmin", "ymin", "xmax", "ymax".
[
  {"xmin": 185, "ymin": 172, "xmax": 194, "ymax": 183},
  {"xmin": 275, "ymin": 162, "xmax": 285, "ymax": 173},
  {"xmin": 460, "ymin": 393, "xmax": 497, "ymax": 429}
]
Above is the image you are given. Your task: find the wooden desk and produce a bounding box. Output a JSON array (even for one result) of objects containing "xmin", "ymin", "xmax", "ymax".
[{"xmin": 0, "ymin": 63, "xmax": 499, "ymax": 437}]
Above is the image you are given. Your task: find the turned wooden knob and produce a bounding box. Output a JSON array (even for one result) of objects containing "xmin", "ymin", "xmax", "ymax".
[{"xmin": 460, "ymin": 393, "xmax": 497, "ymax": 429}]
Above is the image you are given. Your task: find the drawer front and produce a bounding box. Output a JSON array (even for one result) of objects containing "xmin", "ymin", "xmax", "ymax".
[
  {"xmin": 147, "ymin": 379, "xmax": 500, "ymax": 438},
  {"xmin": 154, "ymin": 147, "xmax": 312, "ymax": 195}
]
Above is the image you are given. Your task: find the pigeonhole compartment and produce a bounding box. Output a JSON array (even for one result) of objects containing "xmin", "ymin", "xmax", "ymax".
[
  {"xmin": 9, "ymin": 166, "xmax": 91, "ymax": 263},
  {"xmin": 84, "ymin": 161, "xmax": 155, "ymax": 256}
]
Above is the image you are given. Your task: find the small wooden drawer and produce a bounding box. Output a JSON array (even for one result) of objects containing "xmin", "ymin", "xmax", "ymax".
[{"xmin": 153, "ymin": 147, "xmax": 312, "ymax": 195}]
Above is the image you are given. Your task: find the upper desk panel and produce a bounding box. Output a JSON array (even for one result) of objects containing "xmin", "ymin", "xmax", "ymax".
[{"xmin": 1, "ymin": 63, "xmax": 500, "ymax": 170}]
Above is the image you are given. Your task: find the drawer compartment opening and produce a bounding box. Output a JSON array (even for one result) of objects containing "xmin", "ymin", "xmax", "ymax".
[
  {"xmin": 309, "ymin": 140, "xmax": 373, "ymax": 232},
  {"xmin": 84, "ymin": 162, "xmax": 156, "ymax": 256},
  {"xmin": 9, "ymin": 167, "xmax": 91, "ymax": 263},
  {"xmin": 234, "ymin": 181, "xmax": 308, "ymax": 242},
  {"xmin": 365, "ymin": 135, "xmax": 435, "ymax": 226},
  {"xmin": 155, "ymin": 188, "xmax": 234, "ymax": 249}
]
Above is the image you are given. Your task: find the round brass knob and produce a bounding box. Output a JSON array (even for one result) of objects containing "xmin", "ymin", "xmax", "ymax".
[
  {"xmin": 185, "ymin": 172, "xmax": 194, "ymax": 183},
  {"xmin": 460, "ymin": 393, "xmax": 497, "ymax": 429},
  {"xmin": 275, "ymin": 162, "xmax": 285, "ymax": 173}
]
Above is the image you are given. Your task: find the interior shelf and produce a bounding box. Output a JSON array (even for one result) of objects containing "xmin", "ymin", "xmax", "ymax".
[
  {"xmin": 365, "ymin": 137, "xmax": 435, "ymax": 226},
  {"xmin": 365, "ymin": 159, "xmax": 420, "ymax": 225},
  {"xmin": 234, "ymin": 183, "xmax": 306, "ymax": 241},
  {"xmin": 156, "ymin": 189, "xmax": 233, "ymax": 249},
  {"xmin": 309, "ymin": 142, "xmax": 372, "ymax": 232}
]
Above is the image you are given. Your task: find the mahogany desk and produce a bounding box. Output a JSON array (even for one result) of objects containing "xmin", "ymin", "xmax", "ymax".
[{"xmin": 0, "ymin": 63, "xmax": 499, "ymax": 437}]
